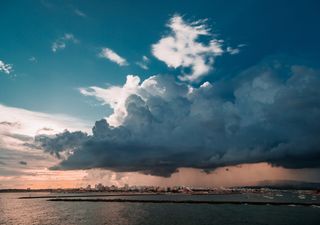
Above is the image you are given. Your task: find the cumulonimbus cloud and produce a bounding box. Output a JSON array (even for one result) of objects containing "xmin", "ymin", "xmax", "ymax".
[{"xmin": 36, "ymin": 58, "xmax": 320, "ymax": 177}]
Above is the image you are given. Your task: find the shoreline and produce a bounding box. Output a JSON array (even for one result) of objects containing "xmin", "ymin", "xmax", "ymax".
[
  {"xmin": 46, "ymin": 198, "xmax": 320, "ymax": 207},
  {"xmin": 19, "ymin": 192, "xmax": 244, "ymax": 199},
  {"xmin": 19, "ymin": 193, "xmax": 166, "ymax": 199}
]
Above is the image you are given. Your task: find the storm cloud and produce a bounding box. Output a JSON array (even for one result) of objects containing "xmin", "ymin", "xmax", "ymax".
[{"xmin": 36, "ymin": 59, "xmax": 320, "ymax": 177}]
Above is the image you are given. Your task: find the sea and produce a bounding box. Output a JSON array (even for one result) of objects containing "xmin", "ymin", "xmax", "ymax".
[{"xmin": 1, "ymin": 192, "xmax": 319, "ymax": 225}]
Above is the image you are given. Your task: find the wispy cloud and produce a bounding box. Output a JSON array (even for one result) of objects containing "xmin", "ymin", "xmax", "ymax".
[
  {"xmin": 0, "ymin": 59, "xmax": 13, "ymax": 75},
  {"xmin": 0, "ymin": 103, "xmax": 91, "ymax": 183},
  {"xmin": 52, "ymin": 33, "xmax": 79, "ymax": 52},
  {"xmin": 152, "ymin": 15, "xmax": 224, "ymax": 82},
  {"xmin": 136, "ymin": 55, "xmax": 150, "ymax": 70},
  {"xmin": 226, "ymin": 47, "xmax": 240, "ymax": 55},
  {"xmin": 28, "ymin": 56, "xmax": 37, "ymax": 63},
  {"xmin": 226, "ymin": 44, "xmax": 246, "ymax": 55},
  {"xmin": 74, "ymin": 8, "xmax": 87, "ymax": 18},
  {"xmin": 40, "ymin": 0, "xmax": 54, "ymax": 9},
  {"xmin": 99, "ymin": 48, "xmax": 128, "ymax": 66},
  {"xmin": 0, "ymin": 104, "xmax": 90, "ymax": 137}
]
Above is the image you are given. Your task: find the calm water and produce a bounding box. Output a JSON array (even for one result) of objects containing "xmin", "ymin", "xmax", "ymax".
[{"xmin": 1, "ymin": 192, "xmax": 320, "ymax": 225}]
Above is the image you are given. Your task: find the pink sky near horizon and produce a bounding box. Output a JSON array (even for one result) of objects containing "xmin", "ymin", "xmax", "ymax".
[{"xmin": 1, "ymin": 163, "xmax": 319, "ymax": 189}]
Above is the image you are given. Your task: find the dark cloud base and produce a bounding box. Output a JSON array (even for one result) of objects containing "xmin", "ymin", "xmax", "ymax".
[{"xmin": 36, "ymin": 59, "xmax": 320, "ymax": 177}]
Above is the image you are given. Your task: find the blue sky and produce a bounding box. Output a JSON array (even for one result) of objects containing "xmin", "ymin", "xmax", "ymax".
[
  {"xmin": 1, "ymin": 0, "xmax": 320, "ymax": 188},
  {"xmin": 1, "ymin": 0, "xmax": 319, "ymax": 121}
]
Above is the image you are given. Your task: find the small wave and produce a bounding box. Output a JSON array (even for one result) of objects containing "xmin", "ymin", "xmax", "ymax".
[
  {"xmin": 298, "ymin": 195, "xmax": 306, "ymax": 200},
  {"xmin": 263, "ymin": 196, "xmax": 274, "ymax": 200}
]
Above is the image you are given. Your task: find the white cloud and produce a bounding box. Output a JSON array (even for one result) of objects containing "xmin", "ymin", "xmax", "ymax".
[
  {"xmin": 0, "ymin": 60, "xmax": 13, "ymax": 74},
  {"xmin": 142, "ymin": 55, "xmax": 149, "ymax": 62},
  {"xmin": 227, "ymin": 47, "xmax": 240, "ymax": 55},
  {"xmin": 226, "ymin": 44, "xmax": 246, "ymax": 55},
  {"xmin": 81, "ymin": 74, "xmax": 199, "ymax": 127},
  {"xmin": 52, "ymin": 33, "xmax": 79, "ymax": 52},
  {"xmin": 0, "ymin": 104, "xmax": 91, "ymax": 185},
  {"xmin": 80, "ymin": 75, "xmax": 140, "ymax": 126},
  {"xmin": 74, "ymin": 9, "xmax": 87, "ymax": 18},
  {"xmin": 136, "ymin": 55, "xmax": 150, "ymax": 70},
  {"xmin": 99, "ymin": 48, "xmax": 128, "ymax": 66},
  {"xmin": 29, "ymin": 56, "xmax": 37, "ymax": 63},
  {"xmin": 152, "ymin": 15, "xmax": 223, "ymax": 82},
  {"xmin": 0, "ymin": 104, "xmax": 90, "ymax": 137}
]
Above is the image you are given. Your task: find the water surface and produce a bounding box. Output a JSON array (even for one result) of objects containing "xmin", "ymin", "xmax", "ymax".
[{"xmin": 1, "ymin": 192, "xmax": 319, "ymax": 225}]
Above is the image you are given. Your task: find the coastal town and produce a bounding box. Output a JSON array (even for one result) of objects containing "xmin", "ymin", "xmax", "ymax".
[{"xmin": 2, "ymin": 183, "xmax": 320, "ymax": 198}]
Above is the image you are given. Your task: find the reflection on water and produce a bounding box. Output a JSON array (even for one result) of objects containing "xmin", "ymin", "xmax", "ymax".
[
  {"xmin": 0, "ymin": 193, "xmax": 145, "ymax": 225},
  {"xmin": 1, "ymin": 192, "xmax": 320, "ymax": 225}
]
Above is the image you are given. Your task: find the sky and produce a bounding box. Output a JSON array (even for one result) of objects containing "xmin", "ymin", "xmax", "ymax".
[{"xmin": 1, "ymin": 0, "xmax": 320, "ymax": 189}]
